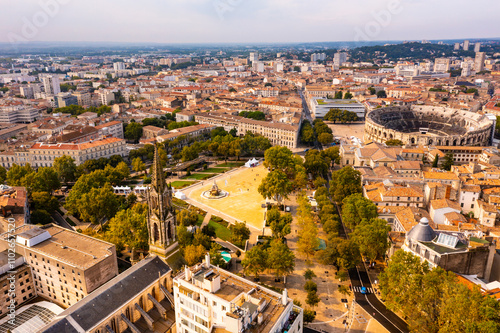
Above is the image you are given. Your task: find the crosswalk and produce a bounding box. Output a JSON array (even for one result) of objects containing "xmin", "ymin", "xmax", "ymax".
[{"xmin": 352, "ymin": 286, "xmax": 374, "ymax": 293}]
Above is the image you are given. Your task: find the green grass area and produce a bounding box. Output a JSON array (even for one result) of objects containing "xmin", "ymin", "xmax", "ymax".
[
  {"xmin": 208, "ymin": 220, "xmax": 232, "ymax": 241},
  {"xmin": 166, "ymin": 250, "xmax": 186, "ymax": 273},
  {"xmin": 196, "ymin": 213, "xmax": 206, "ymax": 227},
  {"xmin": 216, "ymin": 162, "xmax": 245, "ymax": 168},
  {"xmin": 170, "ymin": 181, "xmax": 197, "ymax": 189},
  {"xmin": 172, "ymin": 197, "xmax": 189, "ymax": 208},
  {"xmin": 203, "ymin": 168, "xmax": 230, "ymax": 173},
  {"xmin": 188, "ymin": 173, "xmax": 216, "ymax": 180},
  {"xmin": 317, "ymin": 99, "xmax": 326, "ymax": 105}
]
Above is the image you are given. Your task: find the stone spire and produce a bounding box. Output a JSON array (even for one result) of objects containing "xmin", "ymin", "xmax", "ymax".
[{"xmin": 151, "ymin": 145, "xmax": 165, "ymax": 194}]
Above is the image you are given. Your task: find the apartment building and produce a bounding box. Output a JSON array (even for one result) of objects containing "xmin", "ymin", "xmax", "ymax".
[
  {"xmin": 195, "ymin": 113, "xmax": 299, "ymax": 148},
  {"xmin": 174, "ymin": 254, "xmax": 303, "ymax": 333},
  {"xmin": 364, "ymin": 182, "xmax": 424, "ymax": 208},
  {"xmin": 5, "ymin": 224, "xmax": 118, "ymax": 309},
  {"xmin": 41, "ymin": 76, "xmax": 60, "ymax": 96},
  {"xmin": 0, "ymin": 103, "xmax": 39, "ymax": 123},
  {"xmin": 0, "ymin": 251, "xmax": 36, "ymax": 317},
  {"xmin": 29, "ymin": 137, "xmax": 127, "ymax": 168},
  {"xmin": 94, "ymin": 120, "xmax": 124, "ymax": 139}
]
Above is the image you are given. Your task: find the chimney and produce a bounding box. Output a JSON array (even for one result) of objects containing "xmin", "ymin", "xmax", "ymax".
[
  {"xmin": 282, "ymin": 289, "xmax": 288, "ymax": 306},
  {"xmin": 205, "ymin": 253, "xmax": 210, "ymax": 268},
  {"xmin": 185, "ymin": 266, "xmax": 192, "ymax": 281}
]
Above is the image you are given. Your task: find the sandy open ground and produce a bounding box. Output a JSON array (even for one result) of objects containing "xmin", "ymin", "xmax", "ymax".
[{"xmin": 183, "ymin": 164, "xmax": 269, "ymax": 230}]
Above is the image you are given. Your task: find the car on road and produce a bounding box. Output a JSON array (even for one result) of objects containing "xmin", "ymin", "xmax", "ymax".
[{"xmin": 360, "ymin": 286, "xmax": 368, "ymax": 294}]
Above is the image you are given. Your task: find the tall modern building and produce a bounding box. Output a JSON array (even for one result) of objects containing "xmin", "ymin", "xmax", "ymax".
[
  {"xmin": 249, "ymin": 52, "xmax": 259, "ymax": 63},
  {"xmin": 454, "ymin": 43, "xmax": 460, "ymax": 50},
  {"xmin": 174, "ymin": 254, "xmax": 303, "ymax": 333},
  {"xmin": 475, "ymin": 52, "xmax": 486, "ymax": 72},
  {"xmin": 41, "ymin": 76, "xmax": 61, "ymax": 95},
  {"xmin": 433, "ymin": 58, "xmax": 451, "ymax": 72},
  {"xmin": 474, "ymin": 42, "xmax": 481, "ymax": 52},
  {"xmin": 463, "ymin": 40, "xmax": 470, "ymax": 51},
  {"xmin": 147, "ymin": 145, "xmax": 177, "ymax": 259},
  {"xmin": 333, "ymin": 52, "xmax": 347, "ymax": 69},
  {"xmin": 113, "ymin": 62, "xmax": 125, "ymax": 71}
]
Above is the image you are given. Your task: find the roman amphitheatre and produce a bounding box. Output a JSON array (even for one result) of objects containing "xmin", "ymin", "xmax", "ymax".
[{"xmin": 364, "ymin": 105, "xmax": 495, "ymax": 146}]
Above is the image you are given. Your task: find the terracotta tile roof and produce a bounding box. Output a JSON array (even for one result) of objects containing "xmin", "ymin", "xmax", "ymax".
[
  {"xmin": 395, "ymin": 207, "xmax": 432, "ymax": 233},
  {"xmin": 423, "ymin": 171, "xmax": 460, "ymax": 181},
  {"xmin": 430, "ymin": 198, "xmax": 461, "ymax": 211}
]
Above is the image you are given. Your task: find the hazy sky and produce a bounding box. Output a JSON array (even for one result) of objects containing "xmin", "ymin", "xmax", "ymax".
[{"xmin": 1, "ymin": 0, "xmax": 499, "ymax": 44}]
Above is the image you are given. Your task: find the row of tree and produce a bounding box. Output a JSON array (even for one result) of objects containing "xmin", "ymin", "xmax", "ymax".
[
  {"xmin": 323, "ymin": 109, "xmax": 359, "ymax": 124},
  {"xmin": 300, "ymin": 119, "xmax": 334, "ymax": 146},
  {"xmin": 380, "ymin": 250, "xmax": 500, "ymax": 332}
]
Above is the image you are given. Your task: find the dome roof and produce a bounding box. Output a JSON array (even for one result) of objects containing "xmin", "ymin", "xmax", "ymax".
[{"xmin": 407, "ymin": 217, "xmax": 436, "ymax": 242}]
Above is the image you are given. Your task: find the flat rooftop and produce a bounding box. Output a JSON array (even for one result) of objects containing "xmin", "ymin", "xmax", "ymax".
[
  {"xmin": 5, "ymin": 224, "xmax": 115, "ymax": 270},
  {"xmin": 177, "ymin": 265, "xmax": 292, "ymax": 333}
]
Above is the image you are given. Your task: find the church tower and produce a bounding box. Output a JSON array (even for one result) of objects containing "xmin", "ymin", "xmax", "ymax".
[{"xmin": 147, "ymin": 145, "xmax": 176, "ymax": 259}]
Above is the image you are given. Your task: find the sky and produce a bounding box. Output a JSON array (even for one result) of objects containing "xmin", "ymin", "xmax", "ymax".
[{"xmin": 1, "ymin": 0, "xmax": 499, "ymax": 44}]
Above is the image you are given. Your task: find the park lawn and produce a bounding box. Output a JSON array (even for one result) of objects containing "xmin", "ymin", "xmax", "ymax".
[
  {"xmin": 188, "ymin": 173, "xmax": 216, "ymax": 180},
  {"xmin": 196, "ymin": 213, "xmax": 206, "ymax": 227},
  {"xmin": 170, "ymin": 180, "xmax": 197, "ymax": 189},
  {"xmin": 203, "ymin": 168, "xmax": 230, "ymax": 173},
  {"xmin": 166, "ymin": 250, "xmax": 186, "ymax": 272},
  {"xmin": 208, "ymin": 220, "xmax": 232, "ymax": 241},
  {"xmin": 216, "ymin": 162, "xmax": 245, "ymax": 168}
]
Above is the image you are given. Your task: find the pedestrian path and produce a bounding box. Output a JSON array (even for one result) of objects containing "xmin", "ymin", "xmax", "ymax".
[
  {"xmin": 352, "ymin": 286, "xmax": 374, "ymax": 293},
  {"xmin": 201, "ymin": 212, "xmax": 212, "ymax": 228}
]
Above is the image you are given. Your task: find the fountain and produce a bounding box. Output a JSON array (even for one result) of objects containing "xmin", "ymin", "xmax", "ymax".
[{"xmin": 202, "ymin": 180, "xmax": 229, "ymax": 199}]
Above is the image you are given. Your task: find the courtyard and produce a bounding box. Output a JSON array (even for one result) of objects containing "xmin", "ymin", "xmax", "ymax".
[{"xmin": 182, "ymin": 164, "xmax": 269, "ymax": 230}]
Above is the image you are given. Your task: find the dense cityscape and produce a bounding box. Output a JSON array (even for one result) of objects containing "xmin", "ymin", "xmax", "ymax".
[{"xmin": 0, "ymin": 1, "xmax": 500, "ymax": 333}]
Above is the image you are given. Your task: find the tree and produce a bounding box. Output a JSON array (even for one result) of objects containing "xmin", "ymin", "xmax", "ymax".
[
  {"xmin": 306, "ymin": 290, "xmax": 320, "ymax": 308},
  {"xmin": 177, "ymin": 208, "xmax": 199, "ymax": 226},
  {"xmin": 258, "ymin": 170, "xmax": 293, "ymax": 206},
  {"xmin": 106, "ymin": 203, "xmax": 149, "ymax": 250},
  {"xmin": 304, "ymin": 269, "xmax": 316, "ymax": 280},
  {"xmin": 31, "ymin": 191, "xmax": 59, "ymax": 213},
  {"xmin": 31, "ymin": 209, "xmax": 52, "ymax": 225},
  {"xmin": 344, "ymin": 91, "xmax": 353, "ymax": 99},
  {"xmin": 377, "ymin": 90, "xmax": 387, "ymax": 98},
  {"xmin": 267, "ymin": 239, "xmax": 295, "ymax": 281},
  {"xmin": 6, "ymin": 164, "xmax": 34, "ymax": 186},
  {"xmin": 321, "ymin": 146, "xmax": 340, "ymax": 168},
  {"xmin": 64, "ymin": 170, "xmax": 109, "ymax": 216},
  {"xmin": 53, "ymin": 155, "xmax": 77, "ymax": 183},
  {"xmin": 242, "ymin": 245, "xmax": 268, "ymax": 279},
  {"xmin": 338, "ymin": 285, "xmax": 351, "ymax": 298},
  {"xmin": 209, "ymin": 243, "xmax": 226, "ymax": 267},
  {"xmin": 329, "ymin": 166, "xmax": 362, "ymax": 204},
  {"xmin": 77, "ymin": 184, "xmax": 120, "ymax": 225},
  {"xmin": 441, "ymin": 152, "xmax": 454, "ymax": 171},
  {"xmin": 300, "ymin": 120, "xmax": 315, "ymax": 145},
  {"xmin": 334, "ymin": 91, "xmax": 343, "ymax": 99},
  {"xmin": 230, "ymin": 222, "xmax": 250, "ymax": 247},
  {"xmin": 181, "ymin": 145, "xmax": 199, "ymax": 162},
  {"xmin": 385, "ymin": 139, "xmax": 404, "ymax": 146},
  {"xmin": 124, "ymin": 122, "xmax": 143, "ymax": 143},
  {"xmin": 0, "ymin": 165, "xmax": 7, "ymax": 184},
  {"xmin": 115, "ymin": 161, "xmax": 130, "ymax": 180},
  {"xmin": 304, "ymin": 280, "xmax": 317, "ymax": 293},
  {"xmin": 22, "ymin": 167, "xmax": 60, "ymax": 194},
  {"xmin": 177, "ymin": 222, "xmax": 193, "ymax": 248},
  {"xmin": 342, "ymin": 193, "xmax": 378, "ymax": 230},
  {"xmin": 432, "ymin": 155, "xmax": 439, "ymax": 168},
  {"xmin": 132, "ymin": 157, "xmax": 146, "ymax": 175},
  {"xmin": 317, "ymin": 236, "xmax": 360, "ymax": 270},
  {"xmin": 184, "ymin": 244, "xmax": 206, "ymax": 266},
  {"xmin": 317, "ymin": 132, "xmax": 333, "ymax": 146},
  {"xmin": 263, "ymin": 146, "xmax": 297, "ymax": 177},
  {"xmin": 267, "ymin": 209, "xmax": 292, "ymax": 239},
  {"xmin": 298, "ymin": 221, "xmax": 320, "ymax": 262},
  {"xmin": 304, "ymin": 149, "xmax": 330, "ymax": 178},
  {"xmin": 352, "ymin": 218, "xmax": 391, "ymax": 262},
  {"xmin": 303, "ymin": 309, "xmax": 316, "ymax": 323}
]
